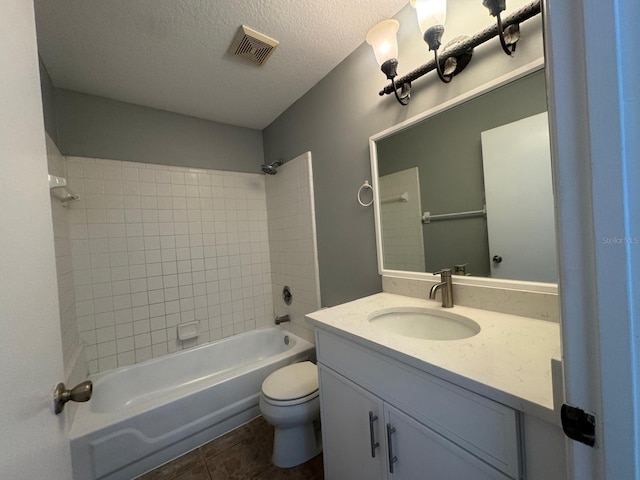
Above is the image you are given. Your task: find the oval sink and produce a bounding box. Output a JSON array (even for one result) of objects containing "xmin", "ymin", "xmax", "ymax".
[{"xmin": 368, "ymin": 307, "xmax": 480, "ymax": 341}]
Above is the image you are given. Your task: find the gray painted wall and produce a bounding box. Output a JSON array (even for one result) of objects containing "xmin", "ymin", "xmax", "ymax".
[
  {"xmin": 377, "ymin": 70, "xmax": 547, "ymax": 277},
  {"xmin": 39, "ymin": 58, "xmax": 58, "ymax": 144},
  {"xmin": 53, "ymin": 88, "xmax": 264, "ymax": 173},
  {"xmin": 37, "ymin": 2, "xmax": 545, "ymax": 307},
  {"xmin": 263, "ymin": 3, "xmax": 545, "ymax": 306}
]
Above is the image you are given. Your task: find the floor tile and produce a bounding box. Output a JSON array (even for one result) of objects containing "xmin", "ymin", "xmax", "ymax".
[
  {"xmin": 141, "ymin": 417, "xmax": 323, "ymax": 480},
  {"xmin": 255, "ymin": 454, "xmax": 323, "ymax": 480},
  {"xmin": 139, "ymin": 449, "xmax": 206, "ymax": 480},
  {"xmin": 204, "ymin": 437, "xmax": 273, "ymax": 480},
  {"xmin": 172, "ymin": 462, "xmax": 212, "ymax": 480}
]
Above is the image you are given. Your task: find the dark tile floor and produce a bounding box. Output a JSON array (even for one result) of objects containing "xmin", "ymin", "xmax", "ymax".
[{"xmin": 138, "ymin": 417, "xmax": 324, "ymax": 480}]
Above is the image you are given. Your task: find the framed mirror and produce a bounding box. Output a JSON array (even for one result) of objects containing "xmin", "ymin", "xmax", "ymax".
[{"xmin": 370, "ymin": 60, "xmax": 558, "ymax": 292}]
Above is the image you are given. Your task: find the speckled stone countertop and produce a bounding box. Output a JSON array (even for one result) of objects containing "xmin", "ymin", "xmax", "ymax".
[{"xmin": 307, "ymin": 292, "xmax": 562, "ymax": 424}]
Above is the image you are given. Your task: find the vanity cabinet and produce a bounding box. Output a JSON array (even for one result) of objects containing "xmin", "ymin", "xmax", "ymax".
[
  {"xmin": 320, "ymin": 365, "xmax": 514, "ymax": 480},
  {"xmin": 316, "ymin": 330, "xmax": 521, "ymax": 480},
  {"xmin": 319, "ymin": 366, "xmax": 386, "ymax": 480},
  {"xmin": 384, "ymin": 399, "xmax": 514, "ymax": 480}
]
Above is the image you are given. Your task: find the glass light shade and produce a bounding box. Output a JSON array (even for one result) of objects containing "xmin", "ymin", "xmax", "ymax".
[
  {"xmin": 365, "ymin": 19, "xmax": 400, "ymax": 66},
  {"xmin": 410, "ymin": 0, "xmax": 447, "ymax": 34}
]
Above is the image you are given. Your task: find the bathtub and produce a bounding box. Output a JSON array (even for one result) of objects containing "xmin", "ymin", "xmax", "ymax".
[{"xmin": 69, "ymin": 328, "xmax": 315, "ymax": 480}]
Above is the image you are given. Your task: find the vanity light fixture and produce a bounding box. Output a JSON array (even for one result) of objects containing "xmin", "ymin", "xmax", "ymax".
[
  {"xmin": 371, "ymin": 0, "xmax": 541, "ymax": 104},
  {"xmin": 410, "ymin": 0, "xmax": 453, "ymax": 83},
  {"xmin": 366, "ymin": 19, "xmax": 411, "ymax": 105},
  {"xmin": 483, "ymin": 0, "xmax": 520, "ymax": 55}
]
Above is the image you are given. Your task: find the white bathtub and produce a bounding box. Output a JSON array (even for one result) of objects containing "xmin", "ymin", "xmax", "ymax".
[{"xmin": 69, "ymin": 328, "xmax": 315, "ymax": 480}]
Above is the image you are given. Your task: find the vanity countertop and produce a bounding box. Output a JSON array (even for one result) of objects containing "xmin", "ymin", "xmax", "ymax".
[{"xmin": 306, "ymin": 292, "xmax": 562, "ymax": 424}]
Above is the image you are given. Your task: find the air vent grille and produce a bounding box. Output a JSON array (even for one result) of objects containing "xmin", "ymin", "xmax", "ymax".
[{"xmin": 229, "ymin": 25, "xmax": 279, "ymax": 66}]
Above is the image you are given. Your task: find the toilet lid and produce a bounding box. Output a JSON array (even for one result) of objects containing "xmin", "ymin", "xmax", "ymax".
[{"xmin": 262, "ymin": 361, "xmax": 319, "ymax": 401}]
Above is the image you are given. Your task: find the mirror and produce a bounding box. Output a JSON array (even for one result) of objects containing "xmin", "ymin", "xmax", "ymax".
[{"xmin": 371, "ymin": 66, "xmax": 558, "ymax": 286}]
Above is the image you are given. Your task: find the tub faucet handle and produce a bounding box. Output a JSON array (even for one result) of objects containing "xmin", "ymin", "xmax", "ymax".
[{"xmin": 53, "ymin": 380, "xmax": 93, "ymax": 415}]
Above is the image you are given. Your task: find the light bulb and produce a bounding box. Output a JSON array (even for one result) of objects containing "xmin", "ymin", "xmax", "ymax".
[
  {"xmin": 410, "ymin": 0, "xmax": 447, "ymax": 33},
  {"xmin": 366, "ymin": 19, "xmax": 400, "ymax": 66}
]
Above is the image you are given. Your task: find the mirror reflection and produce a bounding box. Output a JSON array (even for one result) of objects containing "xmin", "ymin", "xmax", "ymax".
[{"xmin": 374, "ymin": 69, "xmax": 557, "ymax": 283}]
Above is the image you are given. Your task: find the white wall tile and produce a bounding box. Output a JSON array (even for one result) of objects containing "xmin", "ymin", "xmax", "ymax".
[
  {"xmin": 66, "ymin": 156, "xmax": 273, "ymax": 372},
  {"xmin": 265, "ymin": 152, "xmax": 321, "ymax": 343},
  {"xmin": 48, "ymin": 140, "xmax": 88, "ymax": 393}
]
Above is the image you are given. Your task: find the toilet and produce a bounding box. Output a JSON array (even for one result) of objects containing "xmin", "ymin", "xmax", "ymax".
[{"xmin": 259, "ymin": 361, "xmax": 322, "ymax": 468}]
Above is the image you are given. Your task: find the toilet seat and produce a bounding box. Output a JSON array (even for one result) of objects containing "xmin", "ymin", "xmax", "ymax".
[{"xmin": 261, "ymin": 361, "xmax": 319, "ymax": 406}]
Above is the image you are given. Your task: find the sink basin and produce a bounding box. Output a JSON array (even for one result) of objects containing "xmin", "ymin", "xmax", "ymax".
[{"xmin": 368, "ymin": 307, "xmax": 480, "ymax": 341}]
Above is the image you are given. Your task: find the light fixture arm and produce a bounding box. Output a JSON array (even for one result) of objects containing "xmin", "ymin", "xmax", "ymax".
[
  {"xmin": 496, "ymin": 10, "xmax": 518, "ymax": 55},
  {"xmin": 433, "ymin": 47, "xmax": 452, "ymax": 83},
  {"xmin": 381, "ymin": 59, "xmax": 411, "ymax": 105},
  {"xmin": 392, "ymin": 80, "xmax": 411, "ymax": 105},
  {"xmin": 424, "ymin": 25, "xmax": 453, "ymax": 84},
  {"xmin": 378, "ymin": 0, "xmax": 540, "ymax": 97}
]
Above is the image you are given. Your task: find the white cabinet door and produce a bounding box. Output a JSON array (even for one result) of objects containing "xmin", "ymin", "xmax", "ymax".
[
  {"xmin": 319, "ymin": 365, "xmax": 387, "ymax": 480},
  {"xmin": 385, "ymin": 405, "xmax": 512, "ymax": 480}
]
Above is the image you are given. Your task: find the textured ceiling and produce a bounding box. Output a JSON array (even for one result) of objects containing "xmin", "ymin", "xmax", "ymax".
[{"xmin": 34, "ymin": 0, "xmax": 408, "ymax": 130}]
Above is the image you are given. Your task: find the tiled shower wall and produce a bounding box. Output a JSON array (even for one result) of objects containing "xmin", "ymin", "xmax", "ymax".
[
  {"xmin": 46, "ymin": 136, "xmax": 85, "ymax": 380},
  {"xmin": 65, "ymin": 156, "xmax": 273, "ymax": 373},
  {"xmin": 378, "ymin": 167, "xmax": 425, "ymax": 272},
  {"xmin": 266, "ymin": 152, "xmax": 321, "ymax": 343}
]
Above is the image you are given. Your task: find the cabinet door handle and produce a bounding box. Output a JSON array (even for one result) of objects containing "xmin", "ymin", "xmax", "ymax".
[
  {"xmin": 387, "ymin": 423, "xmax": 398, "ymax": 473},
  {"xmin": 368, "ymin": 411, "xmax": 380, "ymax": 458}
]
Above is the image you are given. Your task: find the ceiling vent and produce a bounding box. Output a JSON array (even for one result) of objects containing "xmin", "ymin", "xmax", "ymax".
[{"xmin": 229, "ymin": 25, "xmax": 279, "ymax": 66}]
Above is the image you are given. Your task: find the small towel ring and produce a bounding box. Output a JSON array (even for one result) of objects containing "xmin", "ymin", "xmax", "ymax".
[{"xmin": 357, "ymin": 180, "xmax": 374, "ymax": 207}]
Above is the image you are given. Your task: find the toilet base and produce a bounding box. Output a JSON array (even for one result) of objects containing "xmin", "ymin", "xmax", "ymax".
[{"xmin": 272, "ymin": 420, "xmax": 322, "ymax": 468}]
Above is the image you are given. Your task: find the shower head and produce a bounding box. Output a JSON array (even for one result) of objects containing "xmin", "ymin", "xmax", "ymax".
[{"xmin": 261, "ymin": 159, "xmax": 283, "ymax": 175}]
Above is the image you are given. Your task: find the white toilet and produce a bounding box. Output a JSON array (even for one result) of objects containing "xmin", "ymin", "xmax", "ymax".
[{"xmin": 259, "ymin": 361, "xmax": 322, "ymax": 468}]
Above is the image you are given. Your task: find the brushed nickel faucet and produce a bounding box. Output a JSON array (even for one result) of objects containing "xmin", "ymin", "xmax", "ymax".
[
  {"xmin": 275, "ymin": 314, "xmax": 290, "ymax": 325},
  {"xmin": 429, "ymin": 269, "xmax": 454, "ymax": 308}
]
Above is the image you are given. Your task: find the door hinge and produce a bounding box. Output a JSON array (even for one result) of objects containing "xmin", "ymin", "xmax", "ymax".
[{"xmin": 561, "ymin": 403, "xmax": 596, "ymax": 447}]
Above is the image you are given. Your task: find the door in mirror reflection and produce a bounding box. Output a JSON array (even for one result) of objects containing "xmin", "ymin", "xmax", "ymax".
[{"xmin": 481, "ymin": 112, "xmax": 557, "ymax": 283}]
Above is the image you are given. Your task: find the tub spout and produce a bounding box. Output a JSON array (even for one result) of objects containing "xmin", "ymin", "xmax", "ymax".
[{"xmin": 275, "ymin": 315, "xmax": 290, "ymax": 325}]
